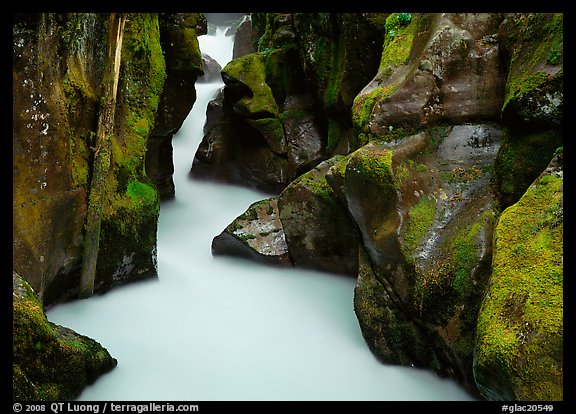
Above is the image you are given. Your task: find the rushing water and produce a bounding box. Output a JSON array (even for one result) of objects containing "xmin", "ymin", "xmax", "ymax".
[{"xmin": 46, "ymin": 21, "xmax": 476, "ymax": 402}]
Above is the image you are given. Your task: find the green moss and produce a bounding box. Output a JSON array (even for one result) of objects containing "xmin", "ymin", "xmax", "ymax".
[
  {"xmin": 352, "ymin": 86, "xmax": 397, "ymax": 133},
  {"xmin": 349, "ymin": 13, "xmax": 419, "ymax": 134},
  {"xmin": 352, "ymin": 146, "xmax": 395, "ymax": 184},
  {"xmin": 403, "ymin": 196, "xmax": 436, "ymax": 256},
  {"xmin": 295, "ymin": 170, "xmax": 335, "ymax": 203},
  {"xmin": 222, "ymin": 53, "xmax": 279, "ymax": 117},
  {"xmin": 380, "ymin": 13, "xmax": 417, "ymax": 72},
  {"xmin": 502, "ymin": 13, "xmax": 563, "ymax": 113},
  {"xmin": 475, "ymin": 172, "xmax": 563, "ymax": 400},
  {"xmin": 448, "ymin": 215, "xmax": 492, "ymax": 296},
  {"xmin": 13, "ymin": 272, "xmax": 116, "ymax": 400},
  {"xmin": 126, "ymin": 179, "xmax": 159, "ymax": 208},
  {"xmin": 69, "ymin": 130, "xmax": 92, "ymax": 188}
]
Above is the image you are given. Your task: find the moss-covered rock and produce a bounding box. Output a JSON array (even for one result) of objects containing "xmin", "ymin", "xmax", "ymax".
[
  {"xmin": 13, "ymin": 13, "xmax": 102, "ymax": 305},
  {"xmin": 192, "ymin": 12, "xmax": 387, "ymax": 192},
  {"xmin": 146, "ymin": 13, "xmax": 205, "ymax": 200},
  {"xmin": 335, "ymin": 124, "xmax": 501, "ymax": 395},
  {"xmin": 222, "ymin": 53, "xmax": 279, "ymax": 118},
  {"xmin": 13, "ymin": 13, "xmax": 168, "ymax": 304},
  {"xmin": 352, "ymin": 13, "xmax": 505, "ymax": 138},
  {"xmin": 341, "ymin": 142, "xmax": 410, "ymax": 300},
  {"xmin": 191, "ymin": 31, "xmax": 324, "ymax": 193},
  {"xmin": 493, "ymin": 13, "xmax": 563, "ymax": 208},
  {"xmin": 474, "ymin": 153, "xmax": 563, "ymax": 401},
  {"xmin": 13, "ymin": 271, "xmax": 117, "ymax": 400},
  {"xmin": 499, "ymin": 13, "xmax": 563, "ymax": 127},
  {"xmin": 95, "ymin": 13, "xmax": 165, "ymax": 292},
  {"xmin": 278, "ymin": 156, "xmax": 360, "ymax": 275}
]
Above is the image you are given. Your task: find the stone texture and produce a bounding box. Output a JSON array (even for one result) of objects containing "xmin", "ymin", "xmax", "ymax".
[
  {"xmin": 278, "ymin": 156, "xmax": 360, "ymax": 275},
  {"xmin": 212, "ymin": 197, "xmax": 292, "ymax": 266},
  {"xmin": 13, "ymin": 271, "xmax": 117, "ymax": 400}
]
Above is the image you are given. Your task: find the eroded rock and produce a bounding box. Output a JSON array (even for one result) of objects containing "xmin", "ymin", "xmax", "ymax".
[{"xmin": 212, "ymin": 197, "xmax": 292, "ymax": 266}]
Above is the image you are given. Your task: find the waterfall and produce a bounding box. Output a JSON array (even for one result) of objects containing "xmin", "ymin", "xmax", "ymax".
[{"xmin": 46, "ymin": 17, "xmax": 475, "ymax": 402}]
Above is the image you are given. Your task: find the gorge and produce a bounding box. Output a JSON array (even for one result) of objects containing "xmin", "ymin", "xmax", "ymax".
[
  {"xmin": 43, "ymin": 22, "xmax": 475, "ymax": 401},
  {"xmin": 13, "ymin": 12, "xmax": 563, "ymax": 402}
]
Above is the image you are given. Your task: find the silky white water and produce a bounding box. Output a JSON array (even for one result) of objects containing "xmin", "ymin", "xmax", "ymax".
[{"xmin": 46, "ymin": 22, "xmax": 476, "ymax": 402}]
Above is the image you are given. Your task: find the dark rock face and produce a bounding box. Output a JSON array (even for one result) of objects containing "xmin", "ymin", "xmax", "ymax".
[
  {"xmin": 13, "ymin": 271, "xmax": 117, "ymax": 400},
  {"xmin": 277, "ymin": 156, "xmax": 360, "ymax": 276},
  {"xmin": 147, "ymin": 13, "xmax": 205, "ymax": 200},
  {"xmin": 232, "ymin": 15, "xmax": 258, "ymax": 59}
]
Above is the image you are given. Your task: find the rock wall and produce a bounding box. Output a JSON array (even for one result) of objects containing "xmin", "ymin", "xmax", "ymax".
[
  {"xmin": 146, "ymin": 13, "xmax": 206, "ymax": 200},
  {"xmin": 13, "ymin": 12, "xmax": 204, "ymax": 400},
  {"xmin": 13, "ymin": 12, "xmax": 203, "ymax": 306},
  {"xmin": 209, "ymin": 12, "xmax": 563, "ymax": 401}
]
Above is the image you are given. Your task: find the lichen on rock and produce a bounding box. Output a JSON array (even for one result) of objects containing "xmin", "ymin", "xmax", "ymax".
[{"xmin": 212, "ymin": 197, "xmax": 292, "ymax": 266}]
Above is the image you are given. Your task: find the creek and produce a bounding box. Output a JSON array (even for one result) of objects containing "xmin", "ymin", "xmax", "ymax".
[{"xmin": 46, "ymin": 16, "xmax": 475, "ymax": 402}]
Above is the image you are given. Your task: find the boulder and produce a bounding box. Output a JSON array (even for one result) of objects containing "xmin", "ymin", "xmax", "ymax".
[
  {"xmin": 352, "ymin": 13, "xmax": 505, "ymax": 135},
  {"xmin": 212, "ymin": 197, "xmax": 292, "ymax": 266},
  {"xmin": 341, "ymin": 124, "xmax": 501, "ymax": 394},
  {"xmin": 13, "ymin": 271, "xmax": 117, "ymax": 400},
  {"xmin": 278, "ymin": 156, "xmax": 360, "ymax": 275},
  {"xmin": 197, "ymin": 53, "xmax": 222, "ymax": 83}
]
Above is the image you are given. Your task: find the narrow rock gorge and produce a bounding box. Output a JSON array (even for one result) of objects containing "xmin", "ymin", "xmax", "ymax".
[{"xmin": 13, "ymin": 12, "xmax": 563, "ymax": 401}]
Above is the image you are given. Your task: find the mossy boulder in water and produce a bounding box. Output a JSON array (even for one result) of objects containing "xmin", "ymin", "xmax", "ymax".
[
  {"xmin": 13, "ymin": 271, "xmax": 117, "ymax": 400},
  {"xmin": 474, "ymin": 153, "xmax": 563, "ymax": 401}
]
